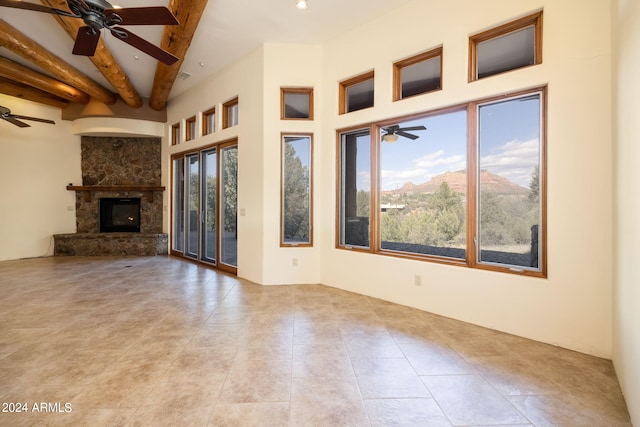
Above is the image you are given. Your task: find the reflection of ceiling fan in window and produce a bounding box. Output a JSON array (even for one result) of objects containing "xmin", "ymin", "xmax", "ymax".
[
  {"xmin": 381, "ymin": 125, "xmax": 427, "ymax": 143},
  {"xmin": 0, "ymin": 0, "xmax": 179, "ymax": 64},
  {"xmin": 1, "ymin": 105, "xmax": 55, "ymax": 128}
]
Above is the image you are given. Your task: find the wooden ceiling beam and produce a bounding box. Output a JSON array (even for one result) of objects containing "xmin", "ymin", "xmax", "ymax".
[
  {"xmin": 149, "ymin": 0, "xmax": 208, "ymax": 111},
  {"xmin": 0, "ymin": 19, "xmax": 116, "ymax": 105},
  {"xmin": 0, "ymin": 57, "xmax": 90, "ymax": 104},
  {"xmin": 0, "ymin": 76, "xmax": 68, "ymax": 108},
  {"xmin": 40, "ymin": 0, "xmax": 143, "ymax": 109}
]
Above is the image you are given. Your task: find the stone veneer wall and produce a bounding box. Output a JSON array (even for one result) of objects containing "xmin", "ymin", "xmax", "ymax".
[
  {"xmin": 76, "ymin": 136, "xmax": 162, "ymax": 233},
  {"xmin": 54, "ymin": 136, "xmax": 167, "ymax": 256}
]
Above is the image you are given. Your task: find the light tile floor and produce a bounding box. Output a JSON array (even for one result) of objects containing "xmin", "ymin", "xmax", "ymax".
[{"xmin": 0, "ymin": 256, "xmax": 632, "ymax": 426}]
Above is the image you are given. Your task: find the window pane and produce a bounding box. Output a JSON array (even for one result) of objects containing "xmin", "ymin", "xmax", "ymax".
[
  {"xmin": 477, "ymin": 26, "xmax": 535, "ymax": 79},
  {"xmin": 346, "ymin": 79, "xmax": 374, "ymax": 112},
  {"xmin": 186, "ymin": 154, "xmax": 199, "ymax": 257},
  {"xmin": 380, "ymin": 110, "xmax": 467, "ymax": 259},
  {"xmin": 201, "ymin": 149, "xmax": 217, "ymax": 262},
  {"xmin": 340, "ymin": 130, "xmax": 371, "ymax": 248},
  {"xmin": 172, "ymin": 158, "xmax": 185, "ymax": 252},
  {"xmin": 226, "ymin": 103, "xmax": 239, "ymax": 128},
  {"xmin": 282, "ymin": 136, "xmax": 312, "ymax": 244},
  {"xmin": 186, "ymin": 117, "xmax": 196, "ymax": 141},
  {"xmin": 401, "ymin": 56, "xmax": 441, "ymax": 98},
  {"xmin": 478, "ymin": 93, "xmax": 542, "ymax": 269},
  {"xmin": 203, "ymin": 109, "xmax": 215, "ymax": 135},
  {"xmin": 221, "ymin": 146, "xmax": 238, "ymax": 267},
  {"xmin": 283, "ymin": 92, "xmax": 311, "ymax": 119}
]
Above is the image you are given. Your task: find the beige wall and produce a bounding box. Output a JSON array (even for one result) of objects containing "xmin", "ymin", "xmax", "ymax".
[
  {"xmin": 0, "ymin": 95, "xmax": 80, "ymax": 261},
  {"xmin": 319, "ymin": 0, "xmax": 614, "ymax": 358},
  {"xmin": 165, "ymin": 48, "xmax": 266, "ymax": 283},
  {"xmin": 613, "ymin": 0, "xmax": 640, "ymax": 422},
  {"xmin": 166, "ymin": 0, "xmax": 617, "ymax": 359}
]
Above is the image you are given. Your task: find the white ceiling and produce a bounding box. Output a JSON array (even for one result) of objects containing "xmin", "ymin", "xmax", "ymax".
[{"xmin": 0, "ymin": 0, "xmax": 417, "ymax": 102}]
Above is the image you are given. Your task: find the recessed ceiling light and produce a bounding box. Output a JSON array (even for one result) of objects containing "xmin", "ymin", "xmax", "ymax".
[{"xmin": 295, "ymin": 0, "xmax": 309, "ymax": 10}]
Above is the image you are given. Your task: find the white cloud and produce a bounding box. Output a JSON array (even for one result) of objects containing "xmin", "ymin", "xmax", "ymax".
[{"xmin": 480, "ymin": 138, "xmax": 539, "ymax": 187}]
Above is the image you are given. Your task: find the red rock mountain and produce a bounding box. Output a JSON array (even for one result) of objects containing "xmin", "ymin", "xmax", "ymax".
[{"xmin": 386, "ymin": 170, "xmax": 529, "ymax": 196}]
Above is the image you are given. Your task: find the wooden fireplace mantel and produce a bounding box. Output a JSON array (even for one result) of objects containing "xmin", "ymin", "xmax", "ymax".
[{"xmin": 67, "ymin": 185, "xmax": 165, "ymax": 202}]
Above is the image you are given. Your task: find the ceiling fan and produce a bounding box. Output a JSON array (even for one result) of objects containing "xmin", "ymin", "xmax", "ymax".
[
  {"xmin": 381, "ymin": 125, "xmax": 427, "ymax": 142},
  {"xmin": 0, "ymin": 0, "xmax": 179, "ymax": 65},
  {"xmin": 1, "ymin": 105, "xmax": 56, "ymax": 127}
]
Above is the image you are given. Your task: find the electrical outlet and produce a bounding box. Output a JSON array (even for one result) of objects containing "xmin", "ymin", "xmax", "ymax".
[
  {"xmin": 414, "ymin": 274, "xmax": 422, "ymax": 286},
  {"xmin": 292, "ymin": 258, "xmax": 298, "ymax": 267}
]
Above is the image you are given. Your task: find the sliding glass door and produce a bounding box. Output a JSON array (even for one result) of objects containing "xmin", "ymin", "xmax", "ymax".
[
  {"xmin": 171, "ymin": 141, "xmax": 237, "ymax": 273},
  {"xmin": 201, "ymin": 148, "xmax": 217, "ymax": 263}
]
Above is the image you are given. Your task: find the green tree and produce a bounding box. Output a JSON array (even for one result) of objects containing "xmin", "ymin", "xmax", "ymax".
[
  {"xmin": 431, "ymin": 182, "xmax": 465, "ymax": 241},
  {"xmin": 528, "ymin": 165, "xmax": 540, "ymax": 204},
  {"xmin": 283, "ymin": 141, "xmax": 310, "ymax": 241},
  {"xmin": 222, "ymin": 147, "xmax": 238, "ymax": 234}
]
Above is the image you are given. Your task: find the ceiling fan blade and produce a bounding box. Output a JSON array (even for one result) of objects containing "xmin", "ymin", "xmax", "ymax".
[
  {"xmin": 12, "ymin": 115, "xmax": 55, "ymax": 125},
  {"xmin": 4, "ymin": 116, "xmax": 30, "ymax": 128},
  {"xmin": 111, "ymin": 27, "xmax": 179, "ymax": 65},
  {"xmin": 72, "ymin": 27, "xmax": 100, "ymax": 56},
  {"xmin": 0, "ymin": 0, "xmax": 70, "ymax": 15},
  {"xmin": 396, "ymin": 131, "xmax": 420, "ymax": 140},
  {"xmin": 106, "ymin": 7, "xmax": 179, "ymax": 26},
  {"xmin": 398, "ymin": 126, "xmax": 426, "ymax": 132}
]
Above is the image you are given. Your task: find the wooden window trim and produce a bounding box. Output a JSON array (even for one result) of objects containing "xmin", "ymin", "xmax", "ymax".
[
  {"xmin": 223, "ymin": 97, "xmax": 239, "ymax": 129},
  {"xmin": 171, "ymin": 122, "xmax": 180, "ymax": 145},
  {"xmin": 468, "ymin": 10, "xmax": 543, "ymax": 82},
  {"xmin": 280, "ymin": 133, "xmax": 314, "ymax": 247},
  {"xmin": 185, "ymin": 116, "xmax": 196, "ymax": 141},
  {"xmin": 393, "ymin": 47, "xmax": 443, "ymax": 101},
  {"xmin": 339, "ymin": 70, "xmax": 375, "ymax": 115},
  {"xmin": 280, "ymin": 87, "xmax": 314, "ymax": 120},
  {"xmin": 335, "ymin": 86, "xmax": 547, "ymax": 278},
  {"xmin": 202, "ymin": 107, "xmax": 215, "ymax": 136}
]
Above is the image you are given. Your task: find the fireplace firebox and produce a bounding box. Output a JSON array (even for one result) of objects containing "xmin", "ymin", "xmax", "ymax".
[{"xmin": 99, "ymin": 198, "xmax": 141, "ymax": 232}]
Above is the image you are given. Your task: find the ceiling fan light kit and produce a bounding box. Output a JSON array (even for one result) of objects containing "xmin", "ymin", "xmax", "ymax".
[
  {"xmin": 0, "ymin": 0, "xmax": 180, "ymax": 64},
  {"xmin": 381, "ymin": 125, "xmax": 427, "ymax": 142}
]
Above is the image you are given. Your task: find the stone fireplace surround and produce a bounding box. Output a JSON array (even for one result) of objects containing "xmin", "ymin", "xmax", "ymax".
[{"xmin": 54, "ymin": 136, "xmax": 168, "ymax": 256}]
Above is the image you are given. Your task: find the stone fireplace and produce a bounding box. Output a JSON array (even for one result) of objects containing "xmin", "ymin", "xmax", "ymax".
[{"xmin": 54, "ymin": 136, "xmax": 168, "ymax": 256}]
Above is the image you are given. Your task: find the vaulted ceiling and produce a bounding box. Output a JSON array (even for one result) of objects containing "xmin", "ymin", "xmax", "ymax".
[{"xmin": 0, "ymin": 0, "xmax": 416, "ymax": 117}]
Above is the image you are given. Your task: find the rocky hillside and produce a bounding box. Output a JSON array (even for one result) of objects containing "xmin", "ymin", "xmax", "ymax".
[{"xmin": 385, "ymin": 170, "xmax": 529, "ymax": 196}]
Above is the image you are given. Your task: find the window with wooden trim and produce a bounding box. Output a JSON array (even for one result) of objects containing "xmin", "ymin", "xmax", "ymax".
[
  {"xmin": 469, "ymin": 11, "xmax": 543, "ymax": 81},
  {"xmin": 337, "ymin": 87, "xmax": 546, "ymax": 277},
  {"xmin": 339, "ymin": 71, "xmax": 374, "ymax": 114},
  {"xmin": 203, "ymin": 107, "xmax": 215, "ymax": 135},
  {"xmin": 223, "ymin": 97, "xmax": 239, "ymax": 129},
  {"xmin": 185, "ymin": 116, "xmax": 196, "ymax": 141},
  {"xmin": 171, "ymin": 122, "xmax": 180, "ymax": 145},
  {"xmin": 394, "ymin": 47, "xmax": 443, "ymax": 101},
  {"xmin": 281, "ymin": 87, "xmax": 314, "ymax": 120},
  {"xmin": 281, "ymin": 133, "xmax": 313, "ymax": 246}
]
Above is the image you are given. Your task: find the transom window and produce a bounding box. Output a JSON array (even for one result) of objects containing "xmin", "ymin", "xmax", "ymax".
[
  {"xmin": 185, "ymin": 116, "xmax": 196, "ymax": 141},
  {"xmin": 469, "ymin": 11, "xmax": 543, "ymax": 81},
  {"xmin": 339, "ymin": 71, "xmax": 374, "ymax": 114},
  {"xmin": 281, "ymin": 88, "xmax": 313, "ymax": 120},
  {"xmin": 393, "ymin": 47, "xmax": 443, "ymax": 101},
  {"xmin": 337, "ymin": 87, "xmax": 546, "ymax": 277},
  {"xmin": 203, "ymin": 107, "xmax": 215, "ymax": 135},
  {"xmin": 223, "ymin": 97, "xmax": 239, "ymax": 129},
  {"xmin": 171, "ymin": 122, "xmax": 180, "ymax": 145}
]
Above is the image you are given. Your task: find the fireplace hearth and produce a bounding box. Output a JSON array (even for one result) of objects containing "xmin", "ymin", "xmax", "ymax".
[{"xmin": 53, "ymin": 136, "xmax": 168, "ymax": 256}]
